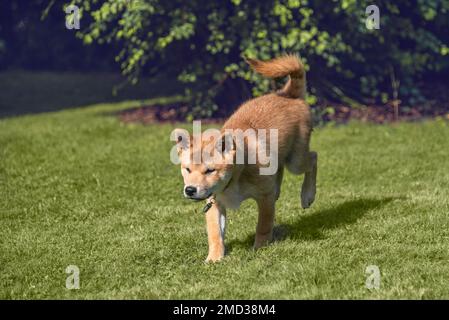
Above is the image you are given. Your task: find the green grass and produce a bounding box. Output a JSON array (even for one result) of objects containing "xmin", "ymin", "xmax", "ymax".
[{"xmin": 1, "ymin": 101, "xmax": 449, "ymax": 299}]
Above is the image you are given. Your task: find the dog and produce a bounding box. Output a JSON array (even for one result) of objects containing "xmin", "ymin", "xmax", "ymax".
[{"xmin": 173, "ymin": 55, "xmax": 317, "ymax": 262}]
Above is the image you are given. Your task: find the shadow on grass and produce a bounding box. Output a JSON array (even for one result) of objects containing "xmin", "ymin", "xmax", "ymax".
[{"xmin": 228, "ymin": 197, "xmax": 397, "ymax": 251}]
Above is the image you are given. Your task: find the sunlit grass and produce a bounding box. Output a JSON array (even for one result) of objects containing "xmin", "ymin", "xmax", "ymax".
[{"xmin": 1, "ymin": 103, "xmax": 448, "ymax": 299}]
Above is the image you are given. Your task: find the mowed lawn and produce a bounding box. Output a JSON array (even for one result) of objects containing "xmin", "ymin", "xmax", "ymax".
[{"xmin": 1, "ymin": 101, "xmax": 448, "ymax": 299}]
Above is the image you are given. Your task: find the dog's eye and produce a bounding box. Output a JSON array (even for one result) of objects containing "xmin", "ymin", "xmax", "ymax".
[
  {"xmin": 185, "ymin": 167, "xmax": 191, "ymax": 173},
  {"xmin": 205, "ymin": 168, "xmax": 215, "ymax": 174}
]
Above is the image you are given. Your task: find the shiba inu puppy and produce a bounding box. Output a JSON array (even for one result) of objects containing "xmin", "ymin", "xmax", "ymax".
[{"xmin": 173, "ymin": 55, "xmax": 317, "ymax": 262}]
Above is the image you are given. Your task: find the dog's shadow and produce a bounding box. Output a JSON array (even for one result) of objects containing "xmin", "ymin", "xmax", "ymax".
[{"xmin": 228, "ymin": 197, "xmax": 398, "ymax": 251}]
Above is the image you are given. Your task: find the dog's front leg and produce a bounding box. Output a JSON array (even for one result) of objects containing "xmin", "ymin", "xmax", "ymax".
[
  {"xmin": 205, "ymin": 201, "xmax": 226, "ymax": 262},
  {"xmin": 254, "ymin": 195, "xmax": 275, "ymax": 249}
]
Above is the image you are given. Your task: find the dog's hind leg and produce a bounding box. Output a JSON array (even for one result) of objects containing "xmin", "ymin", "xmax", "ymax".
[
  {"xmin": 286, "ymin": 140, "xmax": 317, "ymax": 208},
  {"xmin": 300, "ymin": 151, "xmax": 317, "ymax": 209}
]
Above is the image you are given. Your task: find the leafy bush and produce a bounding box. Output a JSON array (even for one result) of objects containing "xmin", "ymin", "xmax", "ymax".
[{"xmin": 69, "ymin": 0, "xmax": 449, "ymax": 117}]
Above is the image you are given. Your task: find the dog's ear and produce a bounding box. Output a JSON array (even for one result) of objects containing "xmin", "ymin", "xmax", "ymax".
[
  {"xmin": 171, "ymin": 128, "xmax": 190, "ymax": 154},
  {"xmin": 215, "ymin": 131, "xmax": 235, "ymax": 156}
]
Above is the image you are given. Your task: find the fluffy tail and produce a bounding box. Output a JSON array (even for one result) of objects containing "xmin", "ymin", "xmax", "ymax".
[{"xmin": 244, "ymin": 54, "xmax": 306, "ymax": 99}]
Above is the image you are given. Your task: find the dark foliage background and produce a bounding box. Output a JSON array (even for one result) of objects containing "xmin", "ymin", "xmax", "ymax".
[
  {"xmin": 1, "ymin": 0, "xmax": 448, "ymax": 119},
  {"xmin": 0, "ymin": 0, "xmax": 118, "ymax": 71}
]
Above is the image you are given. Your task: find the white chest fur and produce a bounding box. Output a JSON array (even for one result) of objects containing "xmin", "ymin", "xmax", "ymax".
[{"xmin": 216, "ymin": 184, "xmax": 245, "ymax": 209}]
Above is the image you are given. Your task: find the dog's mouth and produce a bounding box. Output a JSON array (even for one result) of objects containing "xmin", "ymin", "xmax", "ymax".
[{"xmin": 185, "ymin": 192, "xmax": 212, "ymax": 201}]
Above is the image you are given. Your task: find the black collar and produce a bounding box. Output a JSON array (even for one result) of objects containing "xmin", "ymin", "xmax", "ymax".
[{"xmin": 202, "ymin": 176, "xmax": 233, "ymax": 213}]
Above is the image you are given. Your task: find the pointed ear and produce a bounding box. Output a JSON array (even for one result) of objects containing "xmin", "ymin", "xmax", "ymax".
[
  {"xmin": 171, "ymin": 128, "xmax": 190, "ymax": 154},
  {"xmin": 215, "ymin": 131, "xmax": 235, "ymax": 156}
]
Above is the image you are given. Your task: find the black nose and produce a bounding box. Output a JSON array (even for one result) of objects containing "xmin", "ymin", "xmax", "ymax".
[{"xmin": 185, "ymin": 186, "xmax": 197, "ymax": 196}]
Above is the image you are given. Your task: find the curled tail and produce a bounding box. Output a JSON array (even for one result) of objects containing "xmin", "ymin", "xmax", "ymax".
[{"xmin": 244, "ymin": 54, "xmax": 306, "ymax": 99}]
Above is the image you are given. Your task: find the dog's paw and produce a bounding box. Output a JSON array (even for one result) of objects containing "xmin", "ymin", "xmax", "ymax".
[
  {"xmin": 205, "ymin": 253, "xmax": 224, "ymax": 263},
  {"xmin": 301, "ymin": 185, "xmax": 316, "ymax": 209},
  {"xmin": 205, "ymin": 248, "xmax": 225, "ymax": 263},
  {"xmin": 254, "ymin": 232, "xmax": 273, "ymax": 249}
]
